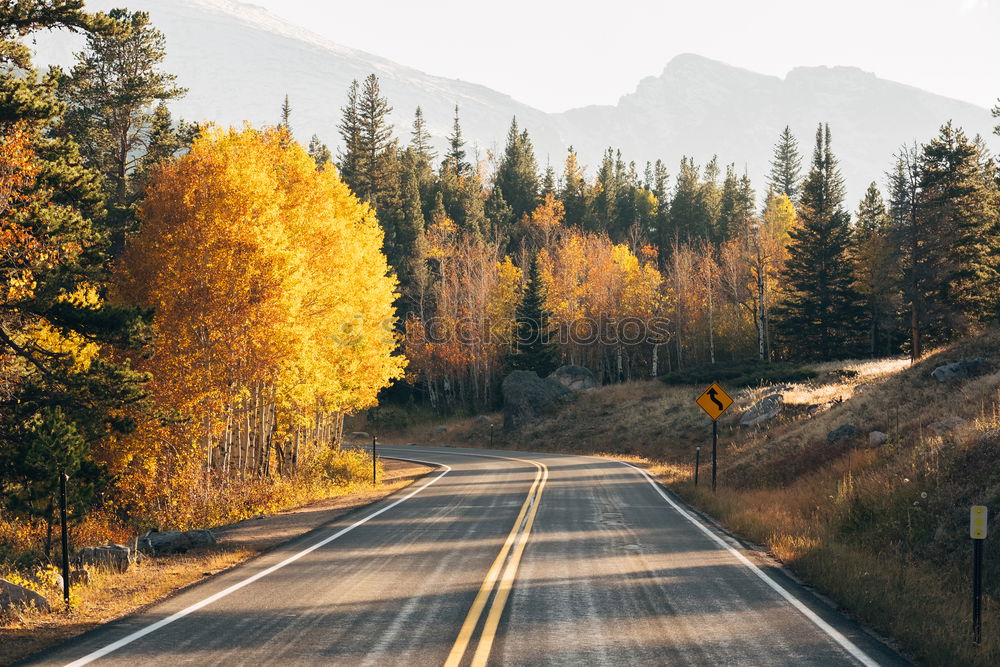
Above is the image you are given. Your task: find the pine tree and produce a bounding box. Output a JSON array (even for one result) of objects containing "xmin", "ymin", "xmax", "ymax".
[
  {"xmin": 768, "ymin": 126, "xmax": 802, "ymax": 201},
  {"xmin": 494, "ymin": 117, "xmax": 539, "ymax": 223},
  {"xmin": 354, "ymin": 73, "xmax": 395, "ymax": 206},
  {"xmin": 133, "ymin": 102, "xmax": 198, "ymax": 189},
  {"xmin": 59, "ymin": 9, "xmax": 186, "ymax": 217},
  {"xmin": 445, "ymin": 104, "xmax": 469, "ymax": 176},
  {"xmin": 410, "ymin": 106, "xmax": 436, "ymax": 163},
  {"xmin": 0, "ymin": 1, "xmax": 150, "ymax": 531},
  {"xmin": 506, "ymin": 254, "xmax": 558, "ymax": 375},
  {"xmin": 590, "ymin": 148, "xmax": 617, "ymax": 234},
  {"xmin": 337, "ymin": 79, "xmax": 361, "ymax": 191},
  {"xmin": 541, "ymin": 162, "xmax": 556, "ymax": 197},
  {"xmin": 716, "ymin": 165, "xmax": 754, "ymax": 244},
  {"xmin": 918, "ymin": 123, "xmax": 1000, "ymax": 334},
  {"xmin": 665, "ymin": 157, "xmax": 700, "ymax": 245},
  {"xmin": 559, "ymin": 147, "xmax": 587, "ymax": 228},
  {"xmin": 649, "ymin": 160, "xmax": 670, "ymax": 261},
  {"xmin": 888, "ymin": 144, "xmax": 925, "ymax": 360},
  {"xmin": 308, "ymin": 134, "xmax": 332, "ymax": 169},
  {"xmin": 853, "ymin": 183, "xmax": 899, "ymax": 355},
  {"xmin": 280, "ymin": 94, "xmax": 292, "ymax": 132},
  {"xmin": 773, "ymin": 124, "xmax": 863, "ymax": 359},
  {"xmin": 485, "ymin": 185, "xmax": 514, "ymax": 238}
]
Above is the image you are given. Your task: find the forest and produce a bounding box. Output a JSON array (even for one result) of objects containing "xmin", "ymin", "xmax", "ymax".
[{"xmin": 0, "ymin": 1, "xmax": 998, "ymax": 561}]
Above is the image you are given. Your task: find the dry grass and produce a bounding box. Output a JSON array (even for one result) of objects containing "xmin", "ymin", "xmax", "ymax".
[
  {"xmin": 385, "ymin": 328, "xmax": 1000, "ymax": 666},
  {"xmin": 0, "ymin": 460, "xmax": 432, "ymax": 666}
]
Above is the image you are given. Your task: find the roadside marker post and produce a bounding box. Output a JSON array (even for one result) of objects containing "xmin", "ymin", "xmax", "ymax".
[
  {"xmin": 372, "ymin": 435, "xmax": 378, "ymax": 484},
  {"xmin": 695, "ymin": 382, "xmax": 733, "ymax": 492},
  {"xmin": 971, "ymin": 505, "xmax": 988, "ymax": 644},
  {"xmin": 60, "ymin": 471, "xmax": 71, "ymax": 608},
  {"xmin": 694, "ymin": 447, "xmax": 701, "ymax": 487}
]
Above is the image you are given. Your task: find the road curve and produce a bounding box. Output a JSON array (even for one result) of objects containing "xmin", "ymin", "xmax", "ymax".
[{"xmin": 23, "ymin": 445, "xmax": 908, "ymax": 666}]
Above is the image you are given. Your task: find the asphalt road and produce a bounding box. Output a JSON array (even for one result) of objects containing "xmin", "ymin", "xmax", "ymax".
[{"xmin": 26, "ymin": 445, "xmax": 908, "ymax": 666}]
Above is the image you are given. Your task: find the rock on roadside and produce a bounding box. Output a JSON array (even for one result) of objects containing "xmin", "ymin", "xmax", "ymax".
[
  {"xmin": 868, "ymin": 431, "xmax": 888, "ymax": 446},
  {"xmin": 931, "ymin": 358, "xmax": 990, "ymax": 382},
  {"xmin": 548, "ymin": 365, "xmax": 598, "ymax": 393},
  {"xmin": 139, "ymin": 529, "xmax": 217, "ymax": 556},
  {"xmin": 502, "ymin": 370, "xmax": 573, "ymax": 430},
  {"xmin": 827, "ymin": 424, "xmax": 858, "ymax": 443},
  {"xmin": 77, "ymin": 545, "xmax": 133, "ymax": 572},
  {"xmin": 740, "ymin": 394, "xmax": 783, "ymax": 427},
  {"xmin": 0, "ymin": 578, "xmax": 52, "ymax": 613}
]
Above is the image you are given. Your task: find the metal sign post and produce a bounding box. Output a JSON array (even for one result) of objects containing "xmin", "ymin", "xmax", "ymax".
[
  {"xmin": 971, "ymin": 505, "xmax": 988, "ymax": 644},
  {"xmin": 695, "ymin": 382, "xmax": 733, "ymax": 493}
]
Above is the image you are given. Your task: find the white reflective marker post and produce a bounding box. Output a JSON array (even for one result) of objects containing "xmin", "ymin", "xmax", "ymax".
[{"xmin": 971, "ymin": 505, "xmax": 987, "ymax": 644}]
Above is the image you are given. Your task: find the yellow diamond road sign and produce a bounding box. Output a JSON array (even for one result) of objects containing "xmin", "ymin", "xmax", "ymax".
[
  {"xmin": 696, "ymin": 382, "xmax": 733, "ymax": 421},
  {"xmin": 971, "ymin": 505, "xmax": 988, "ymax": 540}
]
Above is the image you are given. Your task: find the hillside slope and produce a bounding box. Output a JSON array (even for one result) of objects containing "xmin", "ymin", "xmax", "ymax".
[{"xmin": 391, "ymin": 329, "xmax": 1000, "ymax": 665}]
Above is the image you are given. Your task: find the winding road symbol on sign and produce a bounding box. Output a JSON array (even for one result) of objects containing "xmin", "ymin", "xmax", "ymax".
[{"xmin": 696, "ymin": 382, "xmax": 733, "ymax": 421}]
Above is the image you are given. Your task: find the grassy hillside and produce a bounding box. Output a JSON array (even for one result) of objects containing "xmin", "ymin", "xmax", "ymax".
[{"xmin": 385, "ymin": 328, "xmax": 1000, "ymax": 666}]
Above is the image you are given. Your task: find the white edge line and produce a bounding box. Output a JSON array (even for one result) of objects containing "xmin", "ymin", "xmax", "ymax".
[
  {"xmin": 64, "ymin": 460, "xmax": 451, "ymax": 667},
  {"xmin": 617, "ymin": 461, "xmax": 881, "ymax": 667}
]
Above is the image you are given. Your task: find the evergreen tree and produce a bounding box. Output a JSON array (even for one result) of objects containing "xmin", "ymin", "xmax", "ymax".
[
  {"xmin": 410, "ymin": 105, "xmax": 436, "ymax": 163},
  {"xmin": 59, "ymin": 9, "xmax": 185, "ymax": 219},
  {"xmin": 694, "ymin": 156, "xmax": 722, "ymax": 241},
  {"xmin": 559, "ymin": 147, "xmax": 587, "ymax": 228},
  {"xmin": 716, "ymin": 165, "xmax": 754, "ymax": 243},
  {"xmin": 308, "ymin": 134, "xmax": 332, "ymax": 169},
  {"xmin": 280, "ymin": 94, "xmax": 292, "ymax": 132},
  {"xmin": 649, "ymin": 159, "xmax": 670, "ymax": 261},
  {"xmin": 485, "ymin": 185, "xmax": 515, "ymax": 238},
  {"xmin": 541, "ymin": 162, "xmax": 556, "ymax": 197},
  {"xmin": 0, "ymin": 1, "xmax": 151, "ymax": 533},
  {"xmin": 506, "ymin": 255, "xmax": 558, "ymax": 375},
  {"xmin": 774, "ymin": 124, "xmax": 863, "ymax": 359},
  {"xmin": 494, "ymin": 117, "xmax": 539, "ymax": 222},
  {"xmin": 132, "ymin": 102, "xmax": 197, "ymax": 188},
  {"xmin": 337, "ymin": 79, "xmax": 362, "ymax": 190},
  {"xmin": 918, "ymin": 123, "xmax": 1000, "ymax": 333},
  {"xmin": 445, "ymin": 104, "xmax": 469, "ymax": 176},
  {"xmin": 888, "ymin": 144, "xmax": 926, "ymax": 360},
  {"xmin": 354, "ymin": 73, "xmax": 395, "ymax": 206},
  {"xmin": 589, "ymin": 148, "xmax": 617, "ymax": 234},
  {"xmin": 665, "ymin": 157, "xmax": 700, "ymax": 245},
  {"xmin": 768, "ymin": 125, "xmax": 802, "ymax": 201},
  {"xmin": 853, "ymin": 183, "xmax": 900, "ymax": 355}
]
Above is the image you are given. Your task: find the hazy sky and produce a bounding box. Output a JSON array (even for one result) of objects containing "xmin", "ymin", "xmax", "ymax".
[{"xmin": 248, "ymin": 0, "xmax": 999, "ymax": 113}]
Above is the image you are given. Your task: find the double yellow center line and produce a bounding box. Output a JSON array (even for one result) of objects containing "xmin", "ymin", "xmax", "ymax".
[{"xmin": 444, "ymin": 455, "xmax": 549, "ymax": 667}]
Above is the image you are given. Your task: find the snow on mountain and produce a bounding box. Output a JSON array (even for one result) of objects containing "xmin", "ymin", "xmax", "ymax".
[{"xmin": 28, "ymin": 0, "xmax": 998, "ymax": 204}]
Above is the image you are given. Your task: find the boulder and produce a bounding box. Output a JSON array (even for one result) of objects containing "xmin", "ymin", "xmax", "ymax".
[
  {"xmin": 827, "ymin": 424, "xmax": 858, "ymax": 443},
  {"xmin": 929, "ymin": 416, "xmax": 968, "ymax": 437},
  {"xmin": 502, "ymin": 370, "xmax": 573, "ymax": 430},
  {"xmin": 78, "ymin": 544, "xmax": 132, "ymax": 572},
  {"xmin": 760, "ymin": 384, "xmax": 792, "ymax": 398},
  {"xmin": 739, "ymin": 394, "xmax": 783, "ymax": 427},
  {"xmin": 807, "ymin": 403, "xmax": 830, "ymax": 417},
  {"xmin": 548, "ymin": 365, "xmax": 598, "ymax": 393},
  {"xmin": 345, "ymin": 432, "xmax": 371, "ymax": 445},
  {"xmin": 432, "ymin": 426, "xmax": 448, "ymax": 435},
  {"xmin": 868, "ymin": 431, "xmax": 888, "ymax": 446},
  {"xmin": 0, "ymin": 578, "xmax": 51, "ymax": 613},
  {"xmin": 140, "ymin": 530, "xmax": 216, "ymax": 556},
  {"xmin": 931, "ymin": 358, "xmax": 990, "ymax": 382},
  {"xmin": 854, "ymin": 383, "xmax": 871, "ymax": 394}
]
